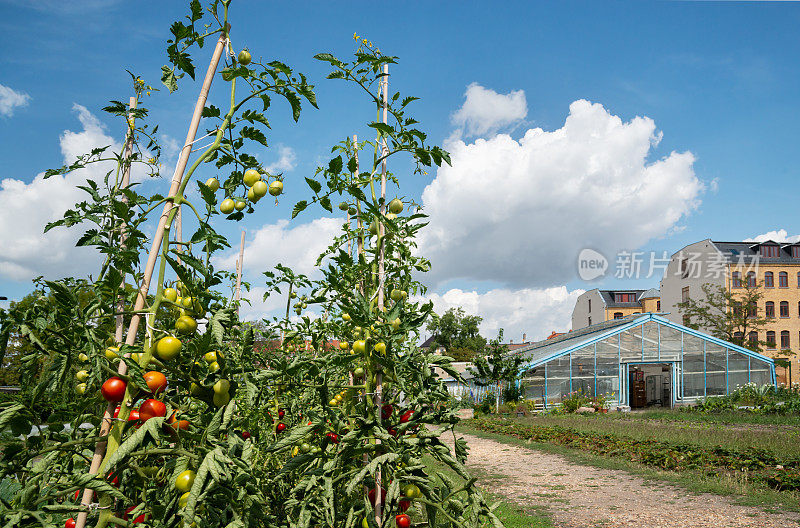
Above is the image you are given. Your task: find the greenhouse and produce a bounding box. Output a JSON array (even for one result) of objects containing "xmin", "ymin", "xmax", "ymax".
[{"xmin": 515, "ymin": 313, "xmax": 775, "ymax": 409}]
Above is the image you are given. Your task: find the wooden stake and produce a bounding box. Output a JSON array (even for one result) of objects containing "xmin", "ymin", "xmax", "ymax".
[
  {"xmin": 373, "ymin": 63, "xmax": 389, "ymax": 528},
  {"xmin": 235, "ymin": 230, "xmax": 245, "ymax": 307},
  {"xmin": 75, "ymin": 31, "xmax": 228, "ymax": 528},
  {"xmin": 113, "ymin": 96, "xmax": 137, "ymax": 345}
]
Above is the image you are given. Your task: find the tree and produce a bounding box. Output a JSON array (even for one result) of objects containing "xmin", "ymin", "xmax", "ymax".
[
  {"xmin": 678, "ymin": 281, "xmax": 769, "ymax": 352},
  {"xmin": 425, "ymin": 307, "xmax": 486, "ymax": 361},
  {"xmin": 468, "ymin": 330, "xmax": 524, "ymax": 413}
]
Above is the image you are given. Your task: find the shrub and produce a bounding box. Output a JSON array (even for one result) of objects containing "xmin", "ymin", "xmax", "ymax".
[{"xmin": 561, "ymin": 390, "xmax": 592, "ymax": 413}]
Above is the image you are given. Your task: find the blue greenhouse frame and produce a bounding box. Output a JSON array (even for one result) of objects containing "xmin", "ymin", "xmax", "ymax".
[{"xmin": 514, "ymin": 313, "xmax": 776, "ymax": 408}]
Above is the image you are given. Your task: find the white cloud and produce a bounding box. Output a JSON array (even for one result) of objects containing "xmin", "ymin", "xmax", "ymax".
[
  {"xmin": 265, "ymin": 145, "xmax": 297, "ymax": 173},
  {"xmin": 0, "ymin": 104, "xmax": 150, "ymax": 281},
  {"xmin": 451, "ymin": 83, "xmax": 527, "ymax": 138},
  {"xmin": 0, "ymin": 84, "xmax": 31, "ymax": 117},
  {"xmin": 424, "ymin": 286, "xmax": 584, "ymax": 344},
  {"xmin": 216, "ymin": 217, "xmax": 342, "ymax": 279},
  {"xmin": 745, "ymin": 229, "xmax": 800, "ymax": 243},
  {"xmin": 421, "ymin": 99, "xmax": 703, "ymax": 288}
]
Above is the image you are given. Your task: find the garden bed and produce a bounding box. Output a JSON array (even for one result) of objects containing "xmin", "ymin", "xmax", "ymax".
[{"xmin": 465, "ymin": 416, "xmax": 800, "ymax": 491}]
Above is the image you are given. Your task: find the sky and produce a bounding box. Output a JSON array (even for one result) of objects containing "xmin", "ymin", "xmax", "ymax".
[{"xmin": 0, "ymin": 0, "xmax": 799, "ymax": 344}]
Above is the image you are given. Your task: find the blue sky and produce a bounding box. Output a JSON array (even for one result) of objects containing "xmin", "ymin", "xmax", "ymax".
[{"xmin": 0, "ymin": 0, "xmax": 799, "ymax": 341}]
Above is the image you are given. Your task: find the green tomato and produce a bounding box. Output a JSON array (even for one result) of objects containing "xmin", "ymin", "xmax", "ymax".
[
  {"xmin": 205, "ymin": 177, "xmax": 220, "ymax": 192},
  {"xmin": 234, "ymin": 200, "xmax": 246, "ymax": 211},
  {"xmin": 269, "ymin": 180, "xmax": 283, "ymax": 196},
  {"xmin": 220, "ymin": 198, "xmax": 235, "ymax": 214},
  {"xmin": 238, "ymin": 49, "xmax": 252, "ymax": 65},
  {"xmin": 174, "ymin": 470, "xmax": 196, "ymax": 493},
  {"xmin": 243, "ymin": 168, "xmax": 260, "ymax": 187},
  {"xmin": 252, "ymin": 180, "xmax": 268, "ymax": 198},
  {"xmin": 388, "ymin": 198, "xmax": 403, "ymax": 214}
]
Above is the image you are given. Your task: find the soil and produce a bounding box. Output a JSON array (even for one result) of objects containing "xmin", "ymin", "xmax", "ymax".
[{"xmin": 453, "ymin": 430, "xmax": 800, "ymax": 528}]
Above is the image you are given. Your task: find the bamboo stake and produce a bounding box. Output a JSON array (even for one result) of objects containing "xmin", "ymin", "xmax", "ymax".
[
  {"xmin": 175, "ymin": 204, "xmax": 183, "ymax": 264},
  {"xmin": 235, "ymin": 230, "xmax": 245, "ymax": 307},
  {"xmin": 353, "ymin": 135, "xmax": 364, "ymax": 295},
  {"xmin": 113, "ymin": 96, "xmax": 137, "ymax": 344},
  {"xmin": 77, "ymin": 96, "xmax": 137, "ymax": 528},
  {"xmin": 374, "ymin": 63, "xmax": 389, "ymax": 528},
  {"xmin": 75, "ymin": 31, "xmax": 228, "ymax": 528}
]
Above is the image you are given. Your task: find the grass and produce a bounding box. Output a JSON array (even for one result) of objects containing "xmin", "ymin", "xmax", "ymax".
[
  {"xmin": 593, "ymin": 407, "xmax": 800, "ymax": 428},
  {"xmin": 423, "ymin": 454, "xmax": 553, "ymax": 528},
  {"xmin": 511, "ymin": 412, "xmax": 800, "ymax": 458},
  {"xmin": 457, "ymin": 422, "xmax": 800, "ymax": 516}
]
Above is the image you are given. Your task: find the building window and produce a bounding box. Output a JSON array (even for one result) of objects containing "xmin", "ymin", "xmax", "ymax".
[
  {"xmin": 732, "ymin": 301, "xmax": 743, "ymax": 317},
  {"xmin": 766, "ymin": 301, "xmax": 775, "ymax": 318},
  {"xmin": 588, "ymin": 316, "xmax": 591, "ymax": 326},
  {"xmin": 781, "ymin": 330, "xmax": 791, "ymax": 349},
  {"xmin": 613, "ymin": 312, "xmax": 623, "ymax": 319},
  {"xmin": 761, "ymin": 245, "xmax": 779, "ymax": 258},
  {"xmin": 682, "ymin": 315, "xmax": 691, "ymax": 326},
  {"xmin": 781, "ymin": 301, "xmax": 790, "ymax": 318},
  {"xmin": 733, "ymin": 331, "xmax": 744, "ymax": 344},
  {"xmin": 614, "ymin": 292, "xmax": 636, "ymax": 303},
  {"xmin": 765, "ymin": 272, "xmax": 774, "ymax": 288},
  {"xmin": 747, "ymin": 301, "xmax": 757, "ymax": 318},
  {"xmin": 588, "ymin": 299, "xmax": 591, "ymax": 311},
  {"xmin": 766, "ymin": 331, "xmax": 776, "ymax": 349},
  {"xmin": 681, "ymin": 287, "xmax": 689, "ymax": 303},
  {"xmin": 657, "ymin": 300, "xmax": 661, "ymax": 311},
  {"xmin": 780, "ymin": 271, "xmax": 789, "ymax": 288},
  {"xmin": 797, "ymin": 271, "xmax": 800, "ymax": 287},
  {"xmin": 681, "ymin": 258, "xmax": 688, "ymax": 278},
  {"xmin": 793, "ymin": 246, "xmax": 800, "ymax": 258},
  {"xmin": 748, "ymin": 331, "xmax": 758, "ymax": 347},
  {"xmin": 732, "ymin": 271, "xmax": 741, "ymax": 288},
  {"xmin": 747, "ymin": 272, "xmax": 757, "ymax": 287}
]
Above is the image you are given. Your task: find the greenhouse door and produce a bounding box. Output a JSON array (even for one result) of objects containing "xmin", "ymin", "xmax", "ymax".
[{"xmin": 626, "ymin": 363, "xmax": 675, "ymax": 409}]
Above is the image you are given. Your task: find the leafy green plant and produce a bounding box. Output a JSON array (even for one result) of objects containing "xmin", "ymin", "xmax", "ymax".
[{"xmin": 0, "ymin": 2, "xmax": 501, "ymax": 528}]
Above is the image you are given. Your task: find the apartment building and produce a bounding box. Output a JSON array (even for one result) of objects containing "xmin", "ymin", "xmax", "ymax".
[
  {"xmin": 660, "ymin": 239, "xmax": 800, "ymax": 385},
  {"xmin": 572, "ymin": 288, "xmax": 661, "ymax": 330}
]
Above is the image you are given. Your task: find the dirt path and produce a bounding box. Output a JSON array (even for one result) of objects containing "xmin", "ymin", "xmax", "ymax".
[{"xmin": 455, "ymin": 431, "xmax": 800, "ymax": 528}]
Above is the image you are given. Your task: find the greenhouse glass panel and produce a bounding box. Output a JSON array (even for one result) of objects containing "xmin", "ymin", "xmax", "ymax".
[
  {"xmin": 683, "ymin": 334, "xmax": 705, "ymax": 398},
  {"xmin": 571, "ymin": 345, "xmax": 595, "ymax": 397},
  {"xmin": 728, "ymin": 350, "xmax": 749, "ymax": 392},
  {"xmin": 619, "ymin": 325, "xmax": 644, "ymax": 362},
  {"xmin": 642, "ymin": 322, "xmax": 660, "ymax": 360},
  {"xmin": 705, "ymin": 342, "xmax": 727, "ymax": 396},
  {"xmin": 522, "ymin": 367, "xmax": 546, "ymax": 403},
  {"xmin": 596, "ymin": 337, "xmax": 620, "ymax": 402},
  {"xmin": 750, "ymin": 362, "xmax": 772, "ymax": 386},
  {"xmin": 658, "ymin": 324, "xmax": 682, "ymax": 361},
  {"xmin": 546, "ymin": 356, "xmax": 570, "ymax": 405}
]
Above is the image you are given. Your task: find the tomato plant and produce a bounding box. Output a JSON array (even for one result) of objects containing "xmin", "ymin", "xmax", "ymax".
[{"xmin": 0, "ymin": 1, "xmax": 500, "ymax": 527}]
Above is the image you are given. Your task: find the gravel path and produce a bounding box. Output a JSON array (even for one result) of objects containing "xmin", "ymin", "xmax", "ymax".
[{"xmin": 456, "ymin": 431, "xmax": 800, "ymax": 528}]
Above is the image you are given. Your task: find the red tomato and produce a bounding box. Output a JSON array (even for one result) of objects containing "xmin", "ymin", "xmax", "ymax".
[
  {"xmin": 108, "ymin": 473, "xmax": 119, "ymax": 487},
  {"xmin": 276, "ymin": 423, "xmax": 287, "ymax": 433},
  {"xmin": 381, "ymin": 404, "xmax": 393, "ymax": 420},
  {"xmin": 101, "ymin": 377, "xmax": 127, "ymax": 402},
  {"xmin": 395, "ymin": 514, "xmax": 411, "ymax": 528},
  {"xmin": 128, "ymin": 409, "xmax": 140, "ymax": 421},
  {"xmin": 143, "ymin": 371, "xmax": 167, "ymax": 394},
  {"xmin": 73, "ymin": 489, "xmax": 80, "ymax": 501},
  {"xmin": 278, "ymin": 409, "xmax": 285, "ymax": 419},
  {"xmin": 65, "ymin": 518, "xmax": 76, "ymax": 528},
  {"xmin": 398, "ymin": 499, "xmax": 410, "ymax": 512},
  {"xmin": 139, "ymin": 399, "xmax": 166, "ymax": 422},
  {"xmin": 241, "ymin": 431, "xmax": 251, "ymax": 439},
  {"xmin": 123, "ymin": 506, "xmax": 146, "ymax": 524},
  {"xmin": 113, "ymin": 406, "xmax": 121, "ymax": 418},
  {"xmin": 389, "ymin": 428, "xmax": 398, "ymax": 437},
  {"xmin": 368, "ymin": 486, "xmax": 386, "ymax": 506},
  {"xmin": 326, "ymin": 432, "xmax": 340, "ymax": 444},
  {"xmin": 399, "ymin": 410, "xmax": 414, "ymax": 424}
]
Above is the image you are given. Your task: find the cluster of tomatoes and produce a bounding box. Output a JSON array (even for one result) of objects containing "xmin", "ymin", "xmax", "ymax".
[
  {"xmin": 207, "ymin": 166, "xmax": 283, "ymax": 216},
  {"xmin": 69, "ymin": 280, "xmax": 238, "ymax": 527}
]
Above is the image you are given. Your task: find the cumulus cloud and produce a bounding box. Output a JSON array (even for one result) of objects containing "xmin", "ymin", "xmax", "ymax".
[
  {"xmin": 745, "ymin": 229, "xmax": 800, "ymax": 243},
  {"xmin": 424, "ymin": 286, "xmax": 584, "ymax": 344},
  {"xmin": 0, "ymin": 104, "xmax": 151, "ymax": 281},
  {"xmin": 216, "ymin": 217, "xmax": 342, "ymax": 279},
  {"xmin": 0, "ymin": 84, "xmax": 31, "ymax": 117},
  {"xmin": 420, "ymin": 99, "xmax": 703, "ymax": 288},
  {"xmin": 265, "ymin": 145, "xmax": 297, "ymax": 173},
  {"xmin": 451, "ymin": 83, "xmax": 527, "ymax": 138}
]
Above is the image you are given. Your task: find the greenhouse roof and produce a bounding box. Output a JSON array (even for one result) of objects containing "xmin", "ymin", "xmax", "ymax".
[{"xmin": 510, "ymin": 313, "xmax": 776, "ymax": 369}]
